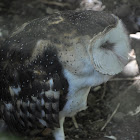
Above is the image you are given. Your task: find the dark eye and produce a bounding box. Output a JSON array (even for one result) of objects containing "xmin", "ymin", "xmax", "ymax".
[
  {"xmin": 100, "ymin": 41, "xmax": 114, "ymax": 50},
  {"xmin": 94, "ymin": 2, "xmax": 98, "ymax": 5}
]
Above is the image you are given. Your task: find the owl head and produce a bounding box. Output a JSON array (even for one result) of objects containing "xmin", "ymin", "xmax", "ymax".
[
  {"xmin": 87, "ymin": 15, "xmax": 130, "ymax": 76},
  {"xmin": 47, "ymin": 11, "xmax": 131, "ymax": 78}
]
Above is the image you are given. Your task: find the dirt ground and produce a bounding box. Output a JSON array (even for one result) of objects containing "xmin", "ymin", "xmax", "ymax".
[{"xmin": 0, "ymin": 0, "xmax": 140, "ymax": 140}]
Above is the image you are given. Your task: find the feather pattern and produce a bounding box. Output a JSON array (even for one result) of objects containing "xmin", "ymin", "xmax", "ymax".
[{"xmin": 0, "ymin": 44, "xmax": 68, "ymax": 136}]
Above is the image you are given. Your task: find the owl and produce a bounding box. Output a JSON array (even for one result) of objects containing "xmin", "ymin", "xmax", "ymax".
[{"xmin": 0, "ymin": 10, "xmax": 130, "ymax": 140}]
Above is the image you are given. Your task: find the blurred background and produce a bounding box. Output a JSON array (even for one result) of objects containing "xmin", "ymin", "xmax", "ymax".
[{"xmin": 0, "ymin": 0, "xmax": 140, "ymax": 140}]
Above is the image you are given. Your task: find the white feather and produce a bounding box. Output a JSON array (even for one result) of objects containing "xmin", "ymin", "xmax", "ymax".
[
  {"xmin": 9, "ymin": 85, "xmax": 21, "ymax": 96},
  {"xmin": 90, "ymin": 19, "xmax": 130, "ymax": 75},
  {"xmin": 61, "ymin": 68, "xmax": 111, "ymax": 117}
]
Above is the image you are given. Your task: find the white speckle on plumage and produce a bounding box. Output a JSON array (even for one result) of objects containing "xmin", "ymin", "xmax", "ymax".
[
  {"xmin": 41, "ymin": 110, "xmax": 45, "ymax": 117},
  {"xmin": 31, "ymin": 96, "xmax": 37, "ymax": 102},
  {"xmin": 5, "ymin": 103, "xmax": 13, "ymax": 110},
  {"xmin": 39, "ymin": 119, "xmax": 48, "ymax": 126},
  {"xmin": 9, "ymin": 85, "xmax": 21, "ymax": 96},
  {"xmin": 41, "ymin": 98, "xmax": 45, "ymax": 106},
  {"xmin": 49, "ymin": 78, "xmax": 53, "ymax": 89},
  {"xmin": 45, "ymin": 91, "xmax": 53, "ymax": 100}
]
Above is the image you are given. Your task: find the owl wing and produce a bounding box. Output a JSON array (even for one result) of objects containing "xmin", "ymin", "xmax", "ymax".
[
  {"xmin": 0, "ymin": 39, "xmax": 68, "ymax": 136},
  {"xmin": 1, "ymin": 70, "xmax": 66, "ymax": 136}
]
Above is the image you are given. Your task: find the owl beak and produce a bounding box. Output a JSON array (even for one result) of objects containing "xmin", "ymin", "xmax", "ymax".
[{"xmin": 115, "ymin": 52, "xmax": 129, "ymax": 66}]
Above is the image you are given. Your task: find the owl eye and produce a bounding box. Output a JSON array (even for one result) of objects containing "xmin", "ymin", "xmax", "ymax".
[{"xmin": 100, "ymin": 41, "xmax": 114, "ymax": 50}]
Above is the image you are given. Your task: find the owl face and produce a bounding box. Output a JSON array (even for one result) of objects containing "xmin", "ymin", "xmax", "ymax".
[{"xmin": 88, "ymin": 17, "xmax": 130, "ymax": 76}]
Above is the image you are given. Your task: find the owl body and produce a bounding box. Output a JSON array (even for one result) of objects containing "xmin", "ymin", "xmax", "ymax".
[{"xmin": 0, "ymin": 11, "xmax": 130, "ymax": 140}]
